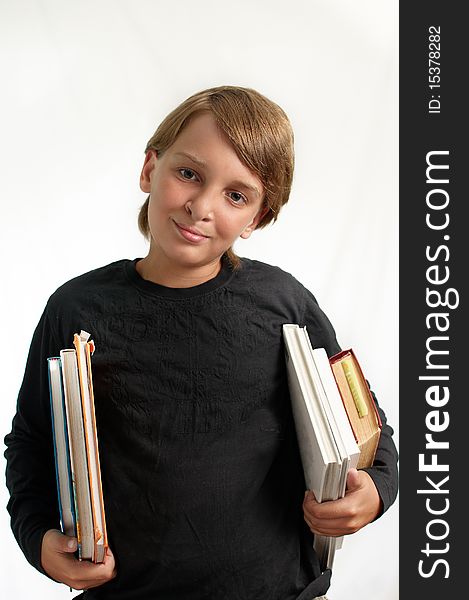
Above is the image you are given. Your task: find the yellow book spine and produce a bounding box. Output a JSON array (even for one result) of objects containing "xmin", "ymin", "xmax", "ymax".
[{"xmin": 342, "ymin": 359, "xmax": 368, "ymax": 418}]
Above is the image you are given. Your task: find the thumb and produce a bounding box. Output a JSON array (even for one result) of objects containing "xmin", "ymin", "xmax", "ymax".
[
  {"xmin": 303, "ymin": 489, "xmax": 318, "ymax": 505},
  {"xmin": 346, "ymin": 468, "xmax": 362, "ymax": 492},
  {"xmin": 55, "ymin": 532, "xmax": 78, "ymax": 553}
]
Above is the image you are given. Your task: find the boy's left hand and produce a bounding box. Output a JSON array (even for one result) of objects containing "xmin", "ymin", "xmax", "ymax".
[{"xmin": 302, "ymin": 468, "xmax": 382, "ymax": 537}]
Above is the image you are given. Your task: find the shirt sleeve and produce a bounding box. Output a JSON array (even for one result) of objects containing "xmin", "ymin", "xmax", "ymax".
[
  {"xmin": 361, "ymin": 389, "xmax": 399, "ymax": 514},
  {"xmin": 300, "ymin": 285, "xmax": 399, "ymax": 514},
  {"xmin": 4, "ymin": 303, "xmax": 63, "ymax": 575}
]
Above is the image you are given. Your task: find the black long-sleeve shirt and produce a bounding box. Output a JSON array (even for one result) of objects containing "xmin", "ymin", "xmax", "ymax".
[{"xmin": 4, "ymin": 257, "xmax": 398, "ymax": 599}]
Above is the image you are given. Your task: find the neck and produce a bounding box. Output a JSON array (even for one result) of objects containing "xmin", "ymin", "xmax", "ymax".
[{"xmin": 136, "ymin": 251, "xmax": 223, "ymax": 289}]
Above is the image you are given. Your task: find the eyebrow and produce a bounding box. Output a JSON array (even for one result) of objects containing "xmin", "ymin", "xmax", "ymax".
[
  {"xmin": 174, "ymin": 151, "xmax": 207, "ymax": 167},
  {"xmin": 173, "ymin": 151, "xmax": 262, "ymax": 198}
]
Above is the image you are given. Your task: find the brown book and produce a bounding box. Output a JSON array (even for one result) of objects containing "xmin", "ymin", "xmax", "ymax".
[{"xmin": 329, "ymin": 349, "xmax": 382, "ymax": 469}]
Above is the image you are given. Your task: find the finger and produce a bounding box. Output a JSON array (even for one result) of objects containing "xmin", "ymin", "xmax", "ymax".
[
  {"xmin": 45, "ymin": 529, "xmax": 78, "ymax": 554},
  {"xmin": 304, "ymin": 494, "xmax": 352, "ymax": 521},
  {"xmin": 62, "ymin": 537, "xmax": 78, "ymax": 553},
  {"xmin": 304, "ymin": 490, "xmax": 318, "ymax": 503},
  {"xmin": 104, "ymin": 546, "xmax": 116, "ymax": 563},
  {"xmin": 102, "ymin": 547, "xmax": 117, "ymax": 578},
  {"xmin": 304, "ymin": 513, "xmax": 341, "ymax": 536},
  {"xmin": 345, "ymin": 468, "xmax": 362, "ymax": 492},
  {"xmin": 67, "ymin": 559, "xmax": 117, "ymax": 590},
  {"xmin": 305, "ymin": 502, "xmax": 365, "ymax": 535},
  {"xmin": 302, "ymin": 491, "xmax": 320, "ymax": 515},
  {"xmin": 304, "ymin": 512, "xmax": 359, "ymax": 537}
]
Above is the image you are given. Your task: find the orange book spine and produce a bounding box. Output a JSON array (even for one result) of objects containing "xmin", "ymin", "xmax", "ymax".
[{"xmin": 85, "ymin": 341, "xmax": 108, "ymax": 553}]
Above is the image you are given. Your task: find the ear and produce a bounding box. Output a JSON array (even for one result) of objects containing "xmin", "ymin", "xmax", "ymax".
[
  {"xmin": 239, "ymin": 205, "xmax": 270, "ymax": 239},
  {"xmin": 139, "ymin": 150, "xmax": 157, "ymax": 193}
]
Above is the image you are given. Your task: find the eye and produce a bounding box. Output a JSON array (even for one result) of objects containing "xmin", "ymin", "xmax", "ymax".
[
  {"xmin": 227, "ymin": 191, "xmax": 247, "ymax": 205},
  {"xmin": 178, "ymin": 168, "xmax": 198, "ymax": 181}
]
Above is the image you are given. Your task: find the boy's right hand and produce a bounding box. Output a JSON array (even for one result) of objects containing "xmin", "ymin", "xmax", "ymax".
[{"xmin": 41, "ymin": 529, "xmax": 117, "ymax": 590}]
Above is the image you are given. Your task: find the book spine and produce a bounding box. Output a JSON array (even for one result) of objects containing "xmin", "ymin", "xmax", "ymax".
[
  {"xmin": 59, "ymin": 359, "xmax": 77, "ymax": 538},
  {"xmin": 73, "ymin": 333, "xmax": 107, "ymax": 562},
  {"xmin": 61, "ymin": 348, "xmax": 92, "ymax": 560},
  {"xmin": 47, "ymin": 358, "xmax": 66, "ymax": 533},
  {"xmin": 73, "ymin": 336, "xmax": 95, "ymax": 560},
  {"xmin": 85, "ymin": 341, "xmax": 108, "ymax": 554},
  {"xmin": 330, "ymin": 349, "xmax": 382, "ymax": 428}
]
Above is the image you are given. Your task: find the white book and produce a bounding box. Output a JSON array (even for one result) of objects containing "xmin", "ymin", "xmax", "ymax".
[
  {"xmin": 282, "ymin": 324, "xmax": 361, "ymax": 571},
  {"xmin": 311, "ymin": 345, "xmax": 361, "ymax": 507},
  {"xmin": 283, "ymin": 324, "xmax": 341, "ymax": 503}
]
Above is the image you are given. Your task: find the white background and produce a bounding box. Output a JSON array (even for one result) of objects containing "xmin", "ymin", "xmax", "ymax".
[{"xmin": 0, "ymin": 1, "xmax": 398, "ymax": 598}]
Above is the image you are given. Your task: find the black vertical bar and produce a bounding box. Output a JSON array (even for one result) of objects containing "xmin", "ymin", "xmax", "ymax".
[{"xmin": 400, "ymin": 3, "xmax": 465, "ymax": 597}]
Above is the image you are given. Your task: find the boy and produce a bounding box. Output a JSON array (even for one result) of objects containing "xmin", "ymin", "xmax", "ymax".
[{"xmin": 4, "ymin": 86, "xmax": 398, "ymax": 599}]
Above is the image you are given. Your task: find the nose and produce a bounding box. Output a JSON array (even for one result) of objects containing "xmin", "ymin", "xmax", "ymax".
[{"xmin": 185, "ymin": 187, "xmax": 216, "ymax": 222}]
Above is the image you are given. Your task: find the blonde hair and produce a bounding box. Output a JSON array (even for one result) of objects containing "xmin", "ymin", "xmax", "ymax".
[{"xmin": 138, "ymin": 85, "xmax": 294, "ymax": 269}]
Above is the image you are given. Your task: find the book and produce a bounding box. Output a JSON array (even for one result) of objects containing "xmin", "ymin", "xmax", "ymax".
[
  {"xmin": 60, "ymin": 347, "xmax": 94, "ymax": 560},
  {"xmin": 47, "ymin": 357, "xmax": 76, "ymax": 538},
  {"xmin": 73, "ymin": 332, "xmax": 107, "ymax": 563},
  {"xmin": 305, "ymin": 346, "xmax": 363, "ymax": 568},
  {"xmin": 47, "ymin": 330, "xmax": 107, "ymax": 563},
  {"xmin": 282, "ymin": 324, "xmax": 380, "ymax": 571},
  {"xmin": 282, "ymin": 324, "xmax": 360, "ymax": 570},
  {"xmin": 329, "ymin": 349, "xmax": 382, "ymax": 470}
]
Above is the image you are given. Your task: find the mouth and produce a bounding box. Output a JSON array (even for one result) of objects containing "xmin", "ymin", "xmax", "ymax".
[{"xmin": 173, "ymin": 220, "xmax": 210, "ymax": 243}]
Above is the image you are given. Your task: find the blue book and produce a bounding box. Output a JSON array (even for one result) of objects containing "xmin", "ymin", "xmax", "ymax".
[{"xmin": 47, "ymin": 357, "xmax": 77, "ymax": 538}]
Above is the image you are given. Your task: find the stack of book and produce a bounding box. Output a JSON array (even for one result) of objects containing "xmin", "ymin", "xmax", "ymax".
[
  {"xmin": 47, "ymin": 330, "xmax": 107, "ymax": 563},
  {"xmin": 282, "ymin": 324, "xmax": 382, "ymax": 571}
]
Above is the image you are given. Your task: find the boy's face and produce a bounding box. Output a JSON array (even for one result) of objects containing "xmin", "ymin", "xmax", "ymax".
[{"xmin": 140, "ymin": 112, "xmax": 267, "ymax": 273}]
